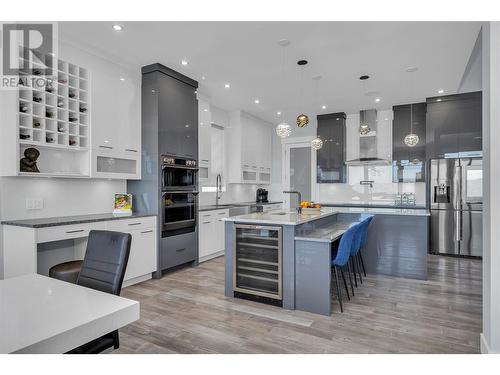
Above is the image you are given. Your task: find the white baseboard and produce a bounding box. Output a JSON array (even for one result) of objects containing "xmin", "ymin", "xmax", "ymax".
[
  {"xmin": 199, "ymin": 251, "xmax": 224, "ymax": 263},
  {"xmin": 480, "ymin": 333, "xmax": 491, "ymax": 354},
  {"xmin": 123, "ymin": 273, "xmax": 152, "ymax": 288}
]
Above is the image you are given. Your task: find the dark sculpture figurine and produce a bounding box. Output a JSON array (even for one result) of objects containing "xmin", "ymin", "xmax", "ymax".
[{"xmin": 20, "ymin": 148, "xmax": 40, "ymax": 173}]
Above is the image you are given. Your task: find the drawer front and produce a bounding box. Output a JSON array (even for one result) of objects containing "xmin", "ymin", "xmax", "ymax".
[
  {"xmin": 37, "ymin": 222, "xmax": 105, "ymax": 243},
  {"xmin": 160, "ymin": 231, "xmax": 197, "ymax": 269},
  {"xmin": 106, "ymin": 216, "xmax": 156, "ymax": 232},
  {"xmin": 199, "ymin": 211, "xmax": 214, "ymax": 223},
  {"xmin": 212, "ymin": 209, "xmax": 230, "ymax": 219},
  {"xmin": 124, "ymin": 227, "xmax": 157, "ymax": 281}
]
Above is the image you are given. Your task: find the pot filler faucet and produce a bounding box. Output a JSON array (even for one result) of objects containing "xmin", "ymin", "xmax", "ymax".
[
  {"xmin": 283, "ymin": 190, "xmax": 302, "ymax": 214},
  {"xmin": 216, "ymin": 174, "xmax": 223, "ymax": 206}
]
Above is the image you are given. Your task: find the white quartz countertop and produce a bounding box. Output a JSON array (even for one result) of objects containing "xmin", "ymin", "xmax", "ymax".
[
  {"xmin": 0, "ymin": 274, "xmax": 139, "ymax": 354},
  {"xmin": 223, "ymin": 206, "xmax": 429, "ymax": 225}
]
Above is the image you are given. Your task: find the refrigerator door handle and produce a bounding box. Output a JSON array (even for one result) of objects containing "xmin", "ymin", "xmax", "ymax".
[
  {"xmin": 455, "ymin": 210, "xmax": 462, "ymax": 242},
  {"xmin": 454, "ymin": 165, "xmax": 462, "ymax": 210}
]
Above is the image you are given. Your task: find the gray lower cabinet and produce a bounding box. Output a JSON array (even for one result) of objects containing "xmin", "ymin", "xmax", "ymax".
[
  {"xmin": 426, "ymin": 91, "xmax": 482, "ymax": 159},
  {"xmin": 316, "ymin": 112, "xmax": 347, "ymax": 183},
  {"xmin": 160, "ymin": 231, "xmax": 198, "ymax": 270}
]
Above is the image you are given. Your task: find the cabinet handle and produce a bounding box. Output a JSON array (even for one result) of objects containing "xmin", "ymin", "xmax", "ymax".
[
  {"xmin": 217, "ymin": 212, "xmax": 226, "ymax": 215},
  {"xmin": 201, "ymin": 159, "xmax": 209, "ymax": 162},
  {"xmin": 202, "ymin": 221, "xmax": 211, "ymax": 224},
  {"xmin": 125, "ymin": 148, "xmax": 138, "ymax": 152},
  {"xmin": 128, "ymin": 222, "xmax": 142, "ymax": 226},
  {"xmin": 141, "ymin": 229, "xmax": 153, "ymax": 234},
  {"xmin": 175, "ymin": 248, "xmax": 186, "ymax": 253},
  {"xmin": 202, "ymin": 214, "xmax": 211, "ymax": 217},
  {"xmin": 99, "ymin": 145, "xmax": 113, "ymax": 149},
  {"xmin": 66, "ymin": 229, "xmax": 85, "ymax": 233}
]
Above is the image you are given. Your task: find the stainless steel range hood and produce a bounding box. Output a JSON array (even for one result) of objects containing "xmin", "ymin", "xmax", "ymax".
[{"xmin": 345, "ymin": 109, "xmax": 391, "ymax": 166}]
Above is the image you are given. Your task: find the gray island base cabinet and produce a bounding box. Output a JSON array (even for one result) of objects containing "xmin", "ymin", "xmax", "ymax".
[{"xmin": 224, "ymin": 208, "xmax": 429, "ymax": 316}]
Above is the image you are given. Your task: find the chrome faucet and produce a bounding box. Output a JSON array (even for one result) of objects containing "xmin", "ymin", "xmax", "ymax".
[
  {"xmin": 216, "ymin": 174, "xmax": 223, "ymax": 206},
  {"xmin": 283, "ymin": 190, "xmax": 302, "ymax": 214}
]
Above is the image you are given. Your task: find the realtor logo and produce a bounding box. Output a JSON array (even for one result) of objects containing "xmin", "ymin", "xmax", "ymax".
[{"xmin": 1, "ymin": 23, "xmax": 55, "ymax": 76}]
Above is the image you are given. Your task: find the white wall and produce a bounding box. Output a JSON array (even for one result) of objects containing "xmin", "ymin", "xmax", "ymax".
[
  {"xmin": 459, "ymin": 28, "xmax": 482, "ymax": 94},
  {"xmin": 0, "ymin": 36, "xmax": 138, "ymax": 278},
  {"xmin": 481, "ymin": 21, "xmax": 500, "ymax": 354}
]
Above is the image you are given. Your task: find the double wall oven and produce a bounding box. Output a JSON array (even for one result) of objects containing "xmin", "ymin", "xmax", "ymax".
[
  {"xmin": 161, "ymin": 155, "xmax": 198, "ymax": 234},
  {"xmin": 160, "ymin": 155, "xmax": 199, "ymax": 270}
]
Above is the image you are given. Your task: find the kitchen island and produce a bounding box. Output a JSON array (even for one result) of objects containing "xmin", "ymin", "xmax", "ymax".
[{"xmin": 223, "ymin": 207, "xmax": 430, "ymax": 315}]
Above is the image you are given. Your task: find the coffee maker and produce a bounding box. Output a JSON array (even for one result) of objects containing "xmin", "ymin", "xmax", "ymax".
[{"xmin": 256, "ymin": 188, "xmax": 269, "ymax": 203}]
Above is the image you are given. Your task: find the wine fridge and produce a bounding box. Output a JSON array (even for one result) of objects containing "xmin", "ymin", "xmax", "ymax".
[{"xmin": 233, "ymin": 224, "xmax": 282, "ymax": 301}]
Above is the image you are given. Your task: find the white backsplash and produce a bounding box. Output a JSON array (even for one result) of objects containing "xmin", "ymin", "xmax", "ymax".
[
  {"xmin": 199, "ymin": 183, "xmax": 271, "ymax": 206},
  {"xmin": 316, "ymin": 165, "xmax": 426, "ymax": 206}
]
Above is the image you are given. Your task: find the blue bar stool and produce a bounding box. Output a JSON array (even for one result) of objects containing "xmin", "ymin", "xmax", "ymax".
[{"xmin": 331, "ymin": 222, "xmax": 362, "ymax": 312}]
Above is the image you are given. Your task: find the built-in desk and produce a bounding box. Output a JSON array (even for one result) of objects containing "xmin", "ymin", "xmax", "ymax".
[{"xmin": 1, "ymin": 213, "xmax": 157, "ymax": 287}]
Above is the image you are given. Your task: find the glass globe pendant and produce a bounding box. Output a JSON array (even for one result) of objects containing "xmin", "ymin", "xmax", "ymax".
[
  {"xmin": 296, "ymin": 113, "xmax": 309, "ymax": 127},
  {"xmin": 404, "ymin": 133, "xmax": 419, "ymax": 147},
  {"xmin": 404, "ymin": 104, "xmax": 419, "ymax": 147},
  {"xmin": 311, "ymin": 137, "xmax": 323, "ymax": 150},
  {"xmin": 276, "ymin": 121, "xmax": 292, "ymax": 138}
]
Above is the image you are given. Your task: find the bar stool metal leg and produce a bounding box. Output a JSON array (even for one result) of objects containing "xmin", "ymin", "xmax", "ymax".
[
  {"xmin": 333, "ymin": 266, "xmax": 343, "ymax": 312},
  {"xmin": 359, "ymin": 251, "xmax": 367, "ymax": 276},
  {"xmin": 347, "ymin": 259, "xmax": 355, "ymax": 296},
  {"xmin": 356, "ymin": 254, "xmax": 363, "ymax": 284},
  {"xmin": 340, "ymin": 267, "xmax": 350, "ymax": 300}
]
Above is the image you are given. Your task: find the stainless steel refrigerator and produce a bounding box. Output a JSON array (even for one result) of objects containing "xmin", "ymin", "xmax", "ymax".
[{"xmin": 429, "ymin": 158, "xmax": 483, "ymax": 257}]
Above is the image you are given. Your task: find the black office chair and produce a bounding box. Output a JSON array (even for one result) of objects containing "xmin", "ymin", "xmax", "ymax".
[{"xmin": 49, "ymin": 230, "xmax": 132, "ymax": 354}]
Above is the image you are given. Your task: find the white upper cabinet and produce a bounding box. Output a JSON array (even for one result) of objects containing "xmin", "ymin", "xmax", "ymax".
[
  {"xmin": 227, "ymin": 111, "xmax": 272, "ymax": 184},
  {"xmin": 198, "ymin": 98, "xmax": 212, "ymax": 167}
]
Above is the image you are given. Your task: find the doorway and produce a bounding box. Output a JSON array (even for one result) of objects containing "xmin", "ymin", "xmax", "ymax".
[{"xmin": 282, "ymin": 139, "xmax": 315, "ymax": 210}]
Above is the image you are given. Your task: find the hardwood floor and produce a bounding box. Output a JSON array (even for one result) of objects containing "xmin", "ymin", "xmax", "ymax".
[{"xmin": 116, "ymin": 255, "xmax": 482, "ymax": 354}]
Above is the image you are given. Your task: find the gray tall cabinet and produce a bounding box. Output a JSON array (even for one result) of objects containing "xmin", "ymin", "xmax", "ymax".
[{"xmin": 128, "ymin": 63, "xmax": 198, "ymax": 277}]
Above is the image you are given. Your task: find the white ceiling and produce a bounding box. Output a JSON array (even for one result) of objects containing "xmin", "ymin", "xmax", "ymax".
[{"xmin": 59, "ymin": 21, "xmax": 481, "ymax": 125}]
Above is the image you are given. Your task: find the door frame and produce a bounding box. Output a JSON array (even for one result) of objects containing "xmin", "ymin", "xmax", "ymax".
[{"xmin": 281, "ymin": 136, "xmax": 317, "ymax": 209}]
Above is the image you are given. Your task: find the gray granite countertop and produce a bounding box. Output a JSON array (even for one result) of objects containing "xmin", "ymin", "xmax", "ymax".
[
  {"xmin": 198, "ymin": 201, "xmax": 282, "ymax": 212},
  {"xmin": 322, "ymin": 202, "xmax": 427, "ymax": 209},
  {"xmin": 1, "ymin": 213, "xmax": 157, "ymax": 228},
  {"xmin": 295, "ymin": 221, "xmax": 359, "ymax": 243},
  {"xmin": 223, "ymin": 206, "xmax": 429, "ymax": 226}
]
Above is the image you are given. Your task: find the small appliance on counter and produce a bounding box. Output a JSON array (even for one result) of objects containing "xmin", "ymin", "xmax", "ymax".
[{"xmin": 256, "ymin": 188, "xmax": 269, "ymax": 203}]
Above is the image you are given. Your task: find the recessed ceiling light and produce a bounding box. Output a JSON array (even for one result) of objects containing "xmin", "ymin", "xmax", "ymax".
[
  {"xmin": 254, "ymin": 99, "xmax": 260, "ymax": 104},
  {"xmin": 203, "ymin": 108, "xmax": 208, "ymax": 112},
  {"xmin": 438, "ymin": 89, "xmax": 444, "ymax": 94},
  {"xmin": 277, "ymin": 39, "xmax": 291, "ymax": 47},
  {"xmin": 224, "ymin": 83, "xmax": 230, "ymax": 88},
  {"xmin": 181, "ymin": 60, "xmax": 188, "ymax": 66},
  {"xmin": 201, "ymin": 76, "xmax": 206, "ymax": 80},
  {"xmin": 277, "ymin": 111, "xmax": 281, "ymax": 116},
  {"xmin": 405, "ymin": 66, "xmax": 418, "ymax": 73},
  {"xmin": 321, "ymin": 105, "xmax": 327, "ymax": 109},
  {"xmin": 375, "ymin": 98, "xmax": 381, "ymax": 102},
  {"xmin": 112, "ymin": 24, "xmax": 123, "ymax": 31},
  {"xmin": 437, "ymin": 99, "xmax": 442, "ymax": 102},
  {"xmin": 185, "ymin": 124, "xmax": 190, "ymax": 128},
  {"xmin": 119, "ymin": 77, "xmax": 125, "ymax": 81}
]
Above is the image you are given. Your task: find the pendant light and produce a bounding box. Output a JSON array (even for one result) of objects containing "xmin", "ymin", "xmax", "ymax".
[
  {"xmin": 296, "ymin": 60, "xmax": 309, "ymax": 128},
  {"xmin": 275, "ymin": 40, "xmax": 292, "ymax": 138},
  {"xmin": 404, "ymin": 104, "xmax": 419, "ymax": 147},
  {"xmin": 311, "ymin": 75, "xmax": 323, "ymax": 150},
  {"xmin": 358, "ymin": 75, "xmax": 371, "ymax": 135}
]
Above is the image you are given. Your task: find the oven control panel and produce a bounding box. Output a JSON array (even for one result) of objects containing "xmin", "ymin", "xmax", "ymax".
[{"xmin": 161, "ymin": 155, "xmax": 197, "ymax": 167}]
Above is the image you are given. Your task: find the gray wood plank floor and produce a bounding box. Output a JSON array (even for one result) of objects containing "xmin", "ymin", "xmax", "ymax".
[{"xmin": 116, "ymin": 254, "xmax": 482, "ymax": 354}]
